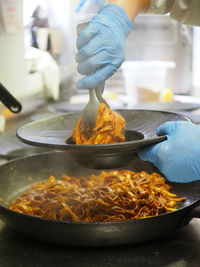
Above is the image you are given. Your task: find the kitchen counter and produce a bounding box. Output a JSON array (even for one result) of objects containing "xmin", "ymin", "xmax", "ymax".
[{"xmin": 0, "ymin": 219, "xmax": 200, "ymax": 267}]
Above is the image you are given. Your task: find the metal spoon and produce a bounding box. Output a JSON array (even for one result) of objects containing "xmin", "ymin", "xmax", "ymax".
[
  {"xmin": 81, "ymin": 85, "xmax": 109, "ymax": 137},
  {"xmin": 81, "ymin": 88, "xmax": 99, "ymax": 136},
  {"xmin": 77, "ymin": 22, "xmax": 109, "ymax": 136}
]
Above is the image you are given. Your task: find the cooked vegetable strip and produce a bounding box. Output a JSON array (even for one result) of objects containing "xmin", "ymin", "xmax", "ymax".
[
  {"xmin": 72, "ymin": 103, "xmax": 125, "ymax": 144},
  {"xmin": 9, "ymin": 170, "xmax": 186, "ymax": 222}
]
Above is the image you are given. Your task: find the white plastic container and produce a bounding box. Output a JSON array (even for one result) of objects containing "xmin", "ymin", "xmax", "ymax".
[{"xmin": 122, "ymin": 60, "xmax": 176, "ymax": 107}]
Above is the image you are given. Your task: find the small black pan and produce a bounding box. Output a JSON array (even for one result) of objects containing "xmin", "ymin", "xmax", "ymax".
[
  {"xmin": 0, "ymin": 151, "xmax": 200, "ymax": 247},
  {"xmin": 17, "ymin": 110, "xmax": 190, "ymax": 169}
]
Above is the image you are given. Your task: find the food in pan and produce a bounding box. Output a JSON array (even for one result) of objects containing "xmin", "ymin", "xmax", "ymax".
[
  {"xmin": 72, "ymin": 103, "xmax": 125, "ymax": 144},
  {"xmin": 9, "ymin": 170, "xmax": 186, "ymax": 222}
]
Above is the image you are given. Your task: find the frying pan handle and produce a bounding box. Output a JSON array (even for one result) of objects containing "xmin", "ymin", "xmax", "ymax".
[
  {"xmin": 0, "ymin": 83, "xmax": 22, "ymax": 113},
  {"xmin": 189, "ymin": 207, "xmax": 200, "ymax": 218}
]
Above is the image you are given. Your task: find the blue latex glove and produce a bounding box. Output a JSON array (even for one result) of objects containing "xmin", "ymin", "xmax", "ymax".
[
  {"xmin": 76, "ymin": 4, "xmax": 132, "ymax": 89},
  {"xmin": 138, "ymin": 121, "xmax": 200, "ymax": 183}
]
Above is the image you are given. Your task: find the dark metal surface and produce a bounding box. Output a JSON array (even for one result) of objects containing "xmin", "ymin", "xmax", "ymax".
[
  {"xmin": 17, "ymin": 110, "xmax": 189, "ymax": 169},
  {"xmin": 0, "ymin": 151, "xmax": 200, "ymax": 247}
]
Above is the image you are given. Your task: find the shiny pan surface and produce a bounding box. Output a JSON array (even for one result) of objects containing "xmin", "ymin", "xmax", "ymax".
[
  {"xmin": 17, "ymin": 110, "xmax": 190, "ymax": 168},
  {"xmin": 0, "ymin": 152, "xmax": 200, "ymax": 246}
]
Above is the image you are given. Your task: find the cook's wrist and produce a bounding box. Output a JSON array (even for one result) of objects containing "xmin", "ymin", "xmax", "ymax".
[
  {"xmin": 98, "ymin": 4, "xmax": 132, "ymax": 37},
  {"xmin": 108, "ymin": 0, "xmax": 151, "ymax": 21}
]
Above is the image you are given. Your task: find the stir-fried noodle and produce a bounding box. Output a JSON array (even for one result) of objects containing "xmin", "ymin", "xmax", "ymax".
[
  {"xmin": 9, "ymin": 170, "xmax": 186, "ymax": 222},
  {"xmin": 72, "ymin": 103, "xmax": 125, "ymax": 144}
]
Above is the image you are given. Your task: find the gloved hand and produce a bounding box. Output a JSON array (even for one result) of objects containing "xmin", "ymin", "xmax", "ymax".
[
  {"xmin": 76, "ymin": 4, "xmax": 132, "ymax": 89},
  {"xmin": 138, "ymin": 121, "xmax": 200, "ymax": 183}
]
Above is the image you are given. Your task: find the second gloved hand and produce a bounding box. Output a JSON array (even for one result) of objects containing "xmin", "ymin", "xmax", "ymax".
[
  {"xmin": 76, "ymin": 4, "xmax": 132, "ymax": 89},
  {"xmin": 138, "ymin": 121, "xmax": 200, "ymax": 183}
]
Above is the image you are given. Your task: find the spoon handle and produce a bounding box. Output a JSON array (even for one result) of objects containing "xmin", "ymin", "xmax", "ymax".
[
  {"xmin": 0, "ymin": 83, "xmax": 22, "ymax": 113},
  {"xmin": 95, "ymin": 86, "xmax": 110, "ymax": 108}
]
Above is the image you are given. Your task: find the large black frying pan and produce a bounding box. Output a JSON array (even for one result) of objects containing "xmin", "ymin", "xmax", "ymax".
[{"xmin": 0, "ymin": 151, "xmax": 200, "ymax": 247}]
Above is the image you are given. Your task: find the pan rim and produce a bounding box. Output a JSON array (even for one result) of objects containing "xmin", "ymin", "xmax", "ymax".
[
  {"xmin": 16, "ymin": 109, "xmax": 191, "ymax": 151},
  {"xmin": 17, "ymin": 132, "xmax": 167, "ymax": 152},
  {"xmin": 0, "ymin": 151, "xmax": 198, "ymax": 227},
  {"xmin": 1, "ymin": 199, "xmax": 199, "ymax": 226}
]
